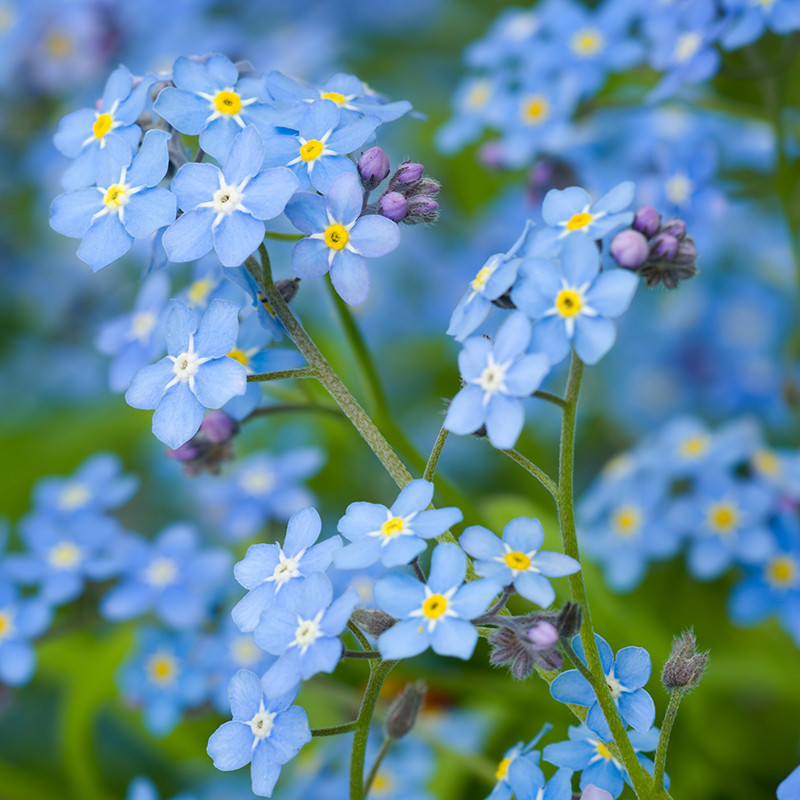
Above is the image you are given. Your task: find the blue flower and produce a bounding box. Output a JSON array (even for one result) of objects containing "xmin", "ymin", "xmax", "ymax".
[
  {"xmin": 0, "ymin": 582, "xmax": 51, "ymax": 686},
  {"xmin": 162, "ymin": 125, "xmax": 300, "ymax": 268},
  {"xmin": 100, "ymin": 523, "xmax": 231, "ymax": 629},
  {"xmin": 261, "ymin": 99, "xmax": 379, "ymax": 193},
  {"xmin": 550, "ymin": 634, "xmax": 655, "ymax": 741},
  {"xmin": 50, "ymin": 129, "xmax": 176, "ymax": 272},
  {"xmin": 267, "ymin": 71, "xmax": 412, "ymax": 128},
  {"xmin": 720, "ymin": 0, "xmax": 800, "ymax": 49},
  {"xmin": 334, "ymin": 479, "xmax": 462, "ymax": 570},
  {"xmin": 447, "ymin": 220, "xmax": 540, "ymax": 343},
  {"xmin": 285, "ymin": 172, "xmax": 400, "ymax": 304},
  {"xmin": 778, "ymin": 764, "xmax": 800, "ymax": 800},
  {"xmin": 125, "ymin": 299, "xmax": 247, "ymax": 449},
  {"xmin": 153, "ymin": 54, "xmax": 276, "ymax": 162},
  {"xmin": 207, "ymin": 669, "xmax": 311, "ymax": 798},
  {"xmin": 54, "ymin": 65, "xmax": 154, "ymax": 190},
  {"xmin": 254, "ymin": 572, "xmax": 359, "ymax": 695},
  {"xmin": 444, "ymin": 312, "xmax": 550, "ymax": 449},
  {"xmin": 232, "ymin": 507, "xmax": 342, "ymax": 632},
  {"xmin": 512, "ymin": 235, "xmax": 638, "ymax": 366},
  {"xmin": 460, "ymin": 517, "xmax": 580, "ymax": 607},
  {"xmin": 375, "ymin": 542, "xmax": 498, "ymax": 661}
]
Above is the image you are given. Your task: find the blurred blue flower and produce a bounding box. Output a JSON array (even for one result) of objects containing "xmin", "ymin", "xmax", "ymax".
[
  {"xmin": 0, "ymin": 581, "xmax": 51, "ymax": 686},
  {"xmin": 720, "ymin": 0, "xmax": 800, "ymax": 50}
]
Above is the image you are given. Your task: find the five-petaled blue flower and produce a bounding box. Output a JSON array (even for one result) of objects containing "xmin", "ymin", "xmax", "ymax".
[
  {"xmin": 50, "ymin": 129, "xmax": 177, "ymax": 272},
  {"xmin": 512, "ymin": 235, "xmax": 638, "ymax": 366},
  {"xmin": 125, "ymin": 299, "xmax": 247, "ymax": 449},
  {"xmin": 207, "ymin": 669, "xmax": 311, "ymax": 798},
  {"xmin": 375, "ymin": 542, "xmax": 498, "ymax": 661},
  {"xmin": 460, "ymin": 517, "xmax": 580, "ymax": 607},
  {"xmin": 334, "ymin": 479, "xmax": 463, "ymax": 570},
  {"xmin": 162, "ymin": 125, "xmax": 300, "ymax": 268},
  {"xmin": 285, "ymin": 172, "xmax": 400, "ymax": 305},
  {"xmin": 550, "ymin": 634, "xmax": 655, "ymax": 741},
  {"xmin": 444, "ymin": 312, "xmax": 550, "ymax": 449}
]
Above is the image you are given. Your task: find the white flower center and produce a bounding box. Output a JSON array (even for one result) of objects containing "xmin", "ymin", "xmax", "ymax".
[
  {"xmin": 232, "ymin": 636, "xmax": 262, "ymax": 666},
  {"xmin": 212, "ymin": 183, "xmax": 243, "ymax": 215},
  {"xmin": 292, "ymin": 611, "xmax": 324, "ymax": 653},
  {"xmin": 478, "ymin": 356, "xmax": 509, "ymax": 395},
  {"xmin": 49, "ymin": 541, "xmax": 83, "ymax": 569},
  {"xmin": 271, "ymin": 554, "xmax": 300, "ymax": 585},
  {"xmin": 674, "ymin": 32, "xmax": 701, "ymax": 63},
  {"xmin": 248, "ymin": 710, "xmax": 276, "ymax": 739},
  {"xmin": 173, "ymin": 350, "xmax": 201, "ymax": 381},
  {"xmin": 240, "ymin": 469, "xmax": 275, "ymax": 495},
  {"xmin": 665, "ymin": 172, "xmax": 693, "ymax": 206},
  {"xmin": 145, "ymin": 557, "xmax": 178, "ymax": 587},
  {"xmin": 59, "ymin": 482, "xmax": 91, "ymax": 511},
  {"xmin": 130, "ymin": 311, "xmax": 157, "ymax": 341}
]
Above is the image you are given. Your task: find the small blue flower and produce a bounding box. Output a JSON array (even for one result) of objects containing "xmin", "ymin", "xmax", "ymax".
[
  {"xmin": 0, "ymin": 582, "xmax": 51, "ymax": 686},
  {"xmin": 254, "ymin": 572, "xmax": 359, "ymax": 695},
  {"xmin": 550, "ymin": 634, "xmax": 655, "ymax": 741},
  {"xmin": 512, "ymin": 235, "xmax": 638, "ymax": 366},
  {"xmin": 50, "ymin": 129, "xmax": 177, "ymax": 272},
  {"xmin": 720, "ymin": 0, "xmax": 800, "ymax": 49},
  {"xmin": 125, "ymin": 299, "xmax": 247, "ymax": 449},
  {"xmin": 261, "ymin": 99, "xmax": 379, "ymax": 193},
  {"xmin": 334, "ymin": 479, "xmax": 462, "ymax": 570},
  {"xmin": 54, "ymin": 65, "xmax": 154, "ymax": 190},
  {"xmin": 162, "ymin": 125, "xmax": 300, "ymax": 268},
  {"xmin": 285, "ymin": 172, "xmax": 400, "ymax": 304},
  {"xmin": 444, "ymin": 312, "xmax": 550, "ymax": 450},
  {"xmin": 154, "ymin": 54, "xmax": 276, "ymax": 162},
  {"xmin": 207, "ymin": 669, "xmax": 311, "ymax": 798},
  {"xmin": 460, "ymin": 517, "xmax": 580, "ymax": 607},
  {"xmin": 375, "ymin": 543, "xmax": 498, "ymax": 661},
  {"xmin": 232, "ymin": 507, "xmax": 342, "ymax": 632}
]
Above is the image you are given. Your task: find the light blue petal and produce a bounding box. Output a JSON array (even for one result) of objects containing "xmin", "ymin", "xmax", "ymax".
[
  {"xmin": 125, "ymin": 359, "xmax": 174, "ymax": 409},
  {"xmin": 374, "ymin": 573, "xmax": 425, "ymax": 617},
  {"xmin": 593, "ymin": 182, "xmax": 634, "ymax": 214},
  {"xmin": 551, "ymin": 670, "xmax": 595, "ymax": 706},
  {"xmin": 494, "ymin": 312, "xmax": 531, "ymax": 362},
  {"xmin": 561, "ymin": 235, "xmax": 600, "ymax": 286},
  {"xmin": 162, "ymin": 208, "xmax": 215, "ymax": 262},
  {"xmin": 228, "ymin": 669, "xmax": 263, "ymax": 720},
  {"xmin": 214, "ymin": 212, "xmax": 265, "ymax": 267},
  {"xmin": 618, "ymin": 689, "xmax": 656, "ymax": 732},
  {"xmin": 325, "ymin": 172, "xmax": 362, "ymax": 225},
  {"xmin": 77, "ymin": 213, "xmax": 133, "ymax": 272},
  {"xmin": 127, "ymin": 129, "xmax": 171, "ymax": 187},
  {"xmin": 391, "ymin": 479, "xmax": 434, "ymax": 517},
  {"xmin": 542, "ymin": 186, "xmax": 590, "ymax": 226},
  {"xmin": 330, "ymin": 250, "xmax": 370, "ymax": 305},
  {"xmin": 250, "ymin": 742, "xmax": 281, "ymax": 797},
  {"xmin": 285, "ymin": 192, "xmax": 327, "ymax": 234},
  {"xmin": 284, "ymin": 507, "xmax": 322, "ymax": 553},
  {"xmin": 485, "ymin": 394, "xmax": 525, "ymax": 450},
  {"xmin": 243, "ymin": 168, "xmax": 300, "ymax": 220},
  {"xmin": 337, "ymin": 502, "xmax": 387, "ymax": 541},
  {"xmin": 428, "ymin": 542, "xmax": 467, "ymax": 592},
  {"xmin": 515, "ymin": 572, "xmax": 556, "ymax": 606},
  {"xmin": 503, "ymin": 354, "xmax": 550, "ymax": 396},
  {"xmin": 207, "ymin": 721, "xmax": 253, "ymax": 771},
  {"xmin": 152, "ymin": 383, "xmax": 205, "ymax": 448},
  {"xmin": 614, "ymin": 646, "xmax": 651, "ymax": 688},
  {"xmin": 291, "ymin": 238, "xmax": 330, "ymax": 279},
  {"xmin": 382, "ymin": 536, "xmax": 427, "ymax": 567},
  {"xmin": 586, "ymin": 270, "xmax": 638, "ymax": 318},
  {"xmin": 153, "ymin": 87, "xmax": 210, "ymax": 134},
  {"xmin": 334, "ymin": 538, "xmax": 382, "ymax": 569},
  {"xmin": 378, "ymin": 618, "xmax": 431, "ymax": 660},
  {"xmin": 223, "ymin": 125, "xmax": 266, "ymax": 185},
  {"xmin": 444, "ymin": 385, "xmax": 486, "ymax": 436},
  {"xmin": 170, "ymin": 162, "xmax": 220, "ymax": 211},
  {"xmin": 573, "ymin": 316, "xmax": 616, "ymax": 366},
  {"xmin": 460, "ymin": 526, "xmax": 503, "ymax": 560},
  {"xmin": 410, "ymin": 508, "xmax": 463, "ymax": 539},
  {"xmin": 50, "ymin": 189, "xmax": 103, "ymax": 238},
  {"xmin": 193, "ymin": 358, "xmax": 247, "ymax": 408},
  {"xmin": 194, "ymin": 298, "xmax": 241, "ymax": 357},
  {"xmin": 533, "ymin": 551, "xmax": 581, "ymax": 578},
  {"xmin": 123, "ymin": 188, "xmax": 176, "ymax": 239},
  {"xmin": 309, "ymin": 154, "xmax": 358, "ymax": 194},
  {"xmin": 431, "ymin": 618, "xmax": 478, "ymax": 659}
]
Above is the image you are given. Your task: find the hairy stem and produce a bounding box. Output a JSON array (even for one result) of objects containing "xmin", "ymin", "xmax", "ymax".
[
  {"xmin": 364, "ymin": 737, "xmax": 393, "ymax": 798},
  {"xmin": 312, "ymin": 721, "xmax": 358, "ymax": 737},
  {"xmin": 502, "ymin": 447, "xmax": 558, "ymax": 500},
  {"xmin": 424, "ymin": 425, "xmax": 450, "ymax": 482},
  {"xmin": 246, "ymin": 367, "xmax": 316, "ymax": 382},
  {"xmin": 653, "ymin": 691, "xmax": 683, "ymax": 791}
]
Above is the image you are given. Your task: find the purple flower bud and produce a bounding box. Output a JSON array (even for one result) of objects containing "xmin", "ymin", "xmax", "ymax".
[
  {"xmin": 358, "ymin": 146, "xmax": 390, "ymax": 190},
  {"xmin": 610, "ymin": 229, "xmax": 649, "ymax": 270},
  {"xmin": 413, "ymin": 178, "xmax": 440, "ymax": 197},
  {"xmin": 379, "ymin": 191, "xmax": 409, "ymax": 222},
  {"xmin": 660, "ymin": 217, "xmax": 687, "ymax": 239},
  {"xmin": 200, "ymin": 410, "xmax": 237, "ymax": 444},
  {"xmin": 406, "ymin": 196, "xmax": 439, "ymax": 224},
  {"xmin": 582, "ymin": 786, "xmax": 615, "ymax": 800},
  {"xmin": 526, "ymin": 621, "xmax": 559, "ymax": 649},
  {"xmin": 633, "ymin": 205, "xmax": 661, "ymax": 238},
  {"xmin": 166, "ymin": 440, "xmax": 204, "ymax": 462},
  {"xmin": 673, "ymin": 237, "xmax": 697, "ymax": 265},
  {"xmin": 650, "ymin": 232, "xmax": 679, "ymax": 261},
  {"xmin": 394, "ymin": 161, "xmax": 424, "ymax": 184}
]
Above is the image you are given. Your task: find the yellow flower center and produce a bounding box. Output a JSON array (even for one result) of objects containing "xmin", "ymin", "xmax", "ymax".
[
  {"xmin": 0, "ymin": 610, "xmax": 13, "ymax": 640},
  {"xmin": 679, "ymin": 435, "xmax": 709, "ymax": 458},
  {"xmin": 227, "ymin": 349, "xmax": 248, "ymax": 366},
  {"xmin": 187, "ymin": 278, "xmax": 215, "ymax": 306},
  {"xmin": 471, "ymin": 265, "xmax": 494, "ymax": 292},
  {"xmin": 422, "ymin": 594, "xmax": 447, "ymax": 619},
  {"xmin": 59, "ymin": 482, "xmax": 91, "ymax": 510},
  {"xmin": 299, "ymin": 139, "xmax": 324, "ymax": 161},
  {"xmin": 520, "ymin": 94, "xmax": 550, "ymax": 125},
  {"xmin": 495, "ymin": 757, "xmax": 512, "ymax": 781},
  {"xmin": 596, "ymin": 742, "xmax": 613, "ymax": 760},
  {"xmin": 504, "ymin": 551, "xmax": 531, "ymax": 571},
  {"xmin": 147, "ymin": 654, "xmax": 177, "ymax": 685},
  {"xmin": 612, "ymin": 505, "xmax": 641, "ymax": 538},
  {"xmin": 766, "ymin": 556, "xmax": 798, "ymax": 588},
  {"xmin": 566, "ymin": 212, "xmax": 593, "ymax": 230},
  {"xmin": 325, "ymin": 224, "xmax": 349, "ymax": 250},
  {"xmin": 47, "ymin": 32, "xmax": 73, "ymax": 58},
  {"xmin": 380, "ymin": 517, "xmax": 405, "ymax": 538},
  {"xmin": 466, "ymin": 79, "xmax": 491, "ymax": 109},
  {"xmin": 556, "ymin": 289, "xmax": 582, "ymax": 317},
  {"xmin": 707, "ymin": 502, "xmax": 739, "ymax": 535},
  {"xmin": 321, "ymin": 91, "xmax": 346, "ymax": 105},
  {"xmin": 93, "ymin": 112, "xmax": 113, "ymax": 139},
  {"xmin": 104, "ymin": 183, "xmax": 128, "ymax": 209},
  {"xmin": 214, "ymin": 90, "xmax": 242, "ymax": 115},
  {"xmin": 571, "ymin": 28, "xmax": 604, "ymax": 56},
  {"xmin": 371, "ymin": 773, "xmax": 393, "ymax": 795},
  {"xmin": 49, "ymin": 541, "xmax": 82, "ymax": 569},
  {"xmin": 754, "ymin": 449, "xmax": 780, "ymax": 476}
]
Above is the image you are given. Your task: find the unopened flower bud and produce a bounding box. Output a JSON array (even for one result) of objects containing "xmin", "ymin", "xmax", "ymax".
[
  {"xmin": 166, "ymin": 411, "xmax": 239, "ymax": 475},
  {"xmin": 201, "ymin": 409, "xmax": 237, "ymax": 443},
  {"xmin": 276, "ymin": 277, "xmax": 300, "ymax": 304},
  {"xmin": 610, "ymin": 229, "xmax": 649, "ymax": 270},
  {"xmin": 358, "ymin": 146, "xmax": 390, "ymax": 191},
  {"xmin": 379, "ymin": 191, "xmax": 409, "ymax": 222},
  {"xmin": 650, "ymin": 232, "xmax": 679, "ymax": 261},
  {"xmin": 581, "ymin": 786, "xmax": 614, "ymax": 800},
  {"xmin": 393, "ymin": 161, "xmax": 424, "ymax": 184},
  {"xmin": 384, "ymin": 681, "xmax": 426, "ymax": 739},
  {"xmin": 661, "ymin": 629, "xmax": 708, "ymax": 692},
  {"xmin": 349, "ymin": 608, "xmax": 396, "ymax": 637},
  {"xmin": 660, "ymin": 217, "xmax": 687, "ymax": 239},
  {"xmin": 405, "ymin": 196, "xmax": 439, "ymax": 224},
  {"xmin": 672, "ymin": 238, "xmax": 697, "ymax": 265},
  {"xmin": 414, "ymin": 177, "xmax": 440, "ymax": 197},
  {"xmin": 556, "ymin": 602, "xmax": 582, "ymax": 639},
  {"xmin": 633, "ymin": 205, "xmax": 661, "ymax": 238},
  {"xmin": 526, "ymin": 621, "xmax": 559, "ymax": 649}
]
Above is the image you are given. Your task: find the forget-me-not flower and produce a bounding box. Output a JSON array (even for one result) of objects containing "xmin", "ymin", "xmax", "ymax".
[
  {"xmin": 125, "ymin": 299, "xmax": 247, "ymax": 449},
  {"xmin": 0, "ymin": 582, "xmax": 51, "ymax": 686}
]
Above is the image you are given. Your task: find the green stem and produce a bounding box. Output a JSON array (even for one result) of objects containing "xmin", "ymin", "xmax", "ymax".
[
  {"xmin": 246, "ymin": 367, "xmax": 316, "ymax": 382},
  {"xmin": 264, "ymin": 231, "xmax": 305, "ymax": 241},
  {"xmin": 344, "ymin": 650, "xmax": 382, "ymax": 659},
  {"xmin": 533, "ymin": 390, "xmax": 568, "ymax": 410},
  {"xmin": 502, "ymin": 448, "xmax": 558, "ymax": 500},
  {"xmin": 653, "ymin": 691, "xmax": 683, "ymax": 792},
  {"xmin": 364, "ymin": 737, "xmax": 393, "ymax": 798},
  {"xmin": 248, "ymin": 251, "xmax": 413, "ymax": 488},
  {"xmin": 312, "ymin": 721, "xmax": 358, "ymax": 737},
  {"xmin": 423, "ymin": 425, "xmax": 450, "ymax": 482},
  {"xmin": 350, "ymin": 659, "xmax": 396, "ymax": 800},
  {"xmin": 243, "ymin": 403, "xmax": 344, "ymax": 422},
  {"xmin": 560, "ymin": 637, "xmax": 596, "ymax": 686},
  {"xmin": 348, "ymin": 620, "xmax": 373, "ymax": 652},
  {"xmin": 556, "ymin": 352, "xmax": 656, "ymax": 797}
]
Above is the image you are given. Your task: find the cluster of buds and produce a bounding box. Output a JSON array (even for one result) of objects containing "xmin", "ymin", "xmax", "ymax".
[
  {"xmin": 487, "ymin": 602, "xmax": 582, "ymax": 680},
  {"xmin": 609, "ymin": 206, "xmax": 698, "ymax": 289},
  {"xmin": 357, "ymin": 147, "xmax": 440, "ymax": 225},
  {"xmin": 166, "ymin": 410, "xmax": 239, "ymax": 475}
]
